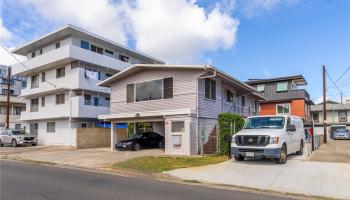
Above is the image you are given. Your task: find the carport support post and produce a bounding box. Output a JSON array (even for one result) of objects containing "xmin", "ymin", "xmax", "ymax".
[{"xmin": 111, "ymin": 122, "xmax": 117, "ymax": 151}]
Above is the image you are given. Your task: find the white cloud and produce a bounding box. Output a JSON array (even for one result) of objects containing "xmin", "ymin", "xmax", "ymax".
[
  {"xmin": 127, "ymin": 0, "xmax": 239, "ymax": 63},
  {"xmin": 237, "ymin": 0, "xmax": 301, "ymax": 18},
  {"xmin": 263, "ymin": 68, "xmax": 271, "ymax": 77},
  {"xmin": 18, "ymin": 0, "xmax": 239, "ymax": 64},
  {"xmin": 0, "ymin": 18, "xmax": 12, "ymax": 42},
  {"xmin": 21, "ymin": 0, "xmax": 129, "ymax": 44}
]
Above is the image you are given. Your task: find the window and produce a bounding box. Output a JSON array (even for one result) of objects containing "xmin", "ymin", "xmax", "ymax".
[
  {"xmin": 226, "ymin": 90, "xmax": 234, "ymax": 103},
  {"xmin": 56, "ymin": 94, "xmax": 65, "ymax": 104},
  {"xmin": 163, "ymin": 77, "xmax": 173, "ymax": 99},
  {"xmin": 22, "ymin": 81, "xmax": 27, "ymax": 88},
  {"xmin": 41, "ymin": 97, "xmax": 45, "ymax": 107},
  {"xmin": 313, "ymin": 112, "xmax": 319, "ymax": 123},
  {"xmin": 105, "ymin": 49, "xmax": 114, "ymax": 57},
  {"xmin": 47, "ymin": 122, "xmax": 55, "ymax": 132},
  {"xmin": 126, "ymin": 77, "xmax": 173, "ymax": 103},
  {"xmin": 276, "ymin": 81, "xmax": 288, "ymax": 92},
  {"xmin": 31, "ymin": 51, "xmax": 36, "ymax": 58},
  {"xmin": 15, "ymin": 124, "xmax": 21, "ymax": 130},
  {"xmin": 204, "ymin": 78, "xmax": 216, "ymax": 100},
  {"xmin": 80, "ymin": 40, "xmax": 90, "ymax": 50},
  {"xmin": 171, "ymin": 121, "xmax": 185, "ymax": 132},
  {"xmin": 106, "ymin": 73, "xmax": 113, "ymax": 78},
  {"xmin": 13, "ymin": 107, "xmax": 21, "ymax": 115},
  {"xmin": 30, "ymin": 98, "xmax": 39, "ymax": 112},
  {"xmin": 242, "ymin": 96, "xmax": 245, "ymax": 107},
  {"xmin": 84, "ymin": 95, "xmax": 91, "ymax": 105},
  {"xmin": 42, "ymin": 72, "xmax": 45, "ymax": 82},
  {"xmin": 105, "ymin": 96, "xmax": 110, "ymax": 101},
  {"xmin": 0, "ymin": 106, "xmax": 5, "ymax": 114},
  {"xmin": 90, "ymin": 44, "xmax": 103, "ymax": 54},
  {"xmin": 39, "ymin": 49, "xmax": 43, "ymax": 55},
  {"xmin": 31, "ymin": 74, "xmax": 39, "ymax": 88},
  {"xmin": 256, "ymin": 84, "xmax": 265, "ymax": 92},
  {"xmin": 56, "ymin": 67, "xmax": 65, "ymax": 78},
  {"xmin": 81, "ymin": 122, "xmax": 87, "ymax": 128},
  {"xmin": 93, "ymin": 97, "xmax": 99, "ymax": 106},
  {"xmin": 136, "ymin": 79, "xmax": 162, "ymax": 101},
  {"xmin": 338, "ymin": 111, "xmax": 348, "ymax": 122},
  {"xmin": 126, "ymin": 84, "xmax": 134, "ymax": 103},
  {"xmin": 276, "ymin": 103, "xmax": 290, "ymax": 115},
  {"xmin": 30, "ymin": 123, "xmax": 38, "ymax": 135},
  {"xmin": 55, "ymin": 42, "xmax": 60, "ymax": 49},
  {"xmin": 119, "ymin": 54, "xmax": 129, "ymax": 62}
]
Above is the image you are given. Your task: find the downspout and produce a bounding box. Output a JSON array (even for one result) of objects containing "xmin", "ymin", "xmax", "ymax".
[
  {"xmin": 68, "ymin": 89, "xmax": 72, "ymax": 146},
  {"xmin": 196, "ymin": 76, "xmax": 199, "ymax": 155}
]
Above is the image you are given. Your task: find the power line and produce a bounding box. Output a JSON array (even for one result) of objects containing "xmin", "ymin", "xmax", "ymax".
[
  {"xmin": 334, "ymin": 66, "xmax": 350, "ymax": 84},
  {"xmin": 326, "ymin": 70, "xmax": 349, "ymax": 98},
  {"xmin": 0, "ymin": 43, "xmax": 57, "ymax": 88}
]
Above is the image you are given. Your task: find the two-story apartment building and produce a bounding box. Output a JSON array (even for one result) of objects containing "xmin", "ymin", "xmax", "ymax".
[
  {"xmin": 246, "ymin": 75, "xmax": 314, "ymax": 124},
  {"xmin": 0, "ymin": 65, "xmax": 26, "ymax": 129},
  {"xmin": 98, "ymin": 64, "xmax": 264, "ymax": 155},
  {"xmin": 11, "ymin": 25, "xmax": 163, "ymax": 145},
  {"xmin": 311, "ymin": 101, "xmax": 350, "ymax": 135}
]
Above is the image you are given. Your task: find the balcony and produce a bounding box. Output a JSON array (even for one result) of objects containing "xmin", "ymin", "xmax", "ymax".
[
  {"xmin": 12, "ymin": 45, "xmax": 131, "ymax": 76},
  {"xmin": 260, "ymin": 89, "xmax": 310, "ymax": 102},
  {"xmin": 71, "ymin": 96, "xmax": 110, "ymax": 118},
  {"xmin": 20, "ymin": 96, "xmax": 109, "ymax": 121}
]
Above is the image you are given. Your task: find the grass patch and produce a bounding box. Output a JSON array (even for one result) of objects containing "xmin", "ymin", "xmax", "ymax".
[{"xmin": 112, "ymin": 155, "xmax": 227, "ymax": 173}]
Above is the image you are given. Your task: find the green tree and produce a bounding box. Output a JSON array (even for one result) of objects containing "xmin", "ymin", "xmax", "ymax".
[{"xmin": 218, "ymin": 113, "xmax": 245, "ymax": 156}]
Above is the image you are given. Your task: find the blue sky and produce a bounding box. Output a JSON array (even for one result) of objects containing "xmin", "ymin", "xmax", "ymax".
[{"xmin": 0, "ymin": 0, "xmax": 349, "ymax": 103}]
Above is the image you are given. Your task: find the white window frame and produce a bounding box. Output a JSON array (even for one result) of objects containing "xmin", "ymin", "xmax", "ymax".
[
  {"xmin": 47, "ymin": 122, "xmax": 56, "ymax": 133},
  {"xmin": 276, "ymin": 103, "xmax": 291, "ymax": 115},
  {"xmin": 256, "ymin": 84, "xmax": 265, "ymax": 92},
  {"xmin": 276, "ymin": 81, "xmax": 288, "ymax": 92}
]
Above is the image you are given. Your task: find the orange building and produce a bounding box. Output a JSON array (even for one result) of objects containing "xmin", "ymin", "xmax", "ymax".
[{"xmin": 246, "ymin": 75, "xmax": 314, "ymax": 124}]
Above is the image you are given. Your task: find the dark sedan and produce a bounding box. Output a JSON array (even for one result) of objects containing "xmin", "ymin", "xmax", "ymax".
[{"xmin": 116, "ymin": 132, "xmax": 164, "ymax": 151}]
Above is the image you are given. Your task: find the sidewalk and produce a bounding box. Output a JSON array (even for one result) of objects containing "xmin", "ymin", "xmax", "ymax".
[
  {"xmin": 1, "ymin": 146, "xmax": 164, "ymax": 169},
  {"xmin": 166, "ymin": 157, "xmax": 350, "ymax": 199}
]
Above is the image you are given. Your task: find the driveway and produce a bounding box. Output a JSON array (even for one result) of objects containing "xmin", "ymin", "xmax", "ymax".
[
  {"xmin": 1, "ymin": 146, "xmax": 164, "ymax": 169},
  {"xmin": 166, "ymin": 152, "xmax": 350, "ymax": 199},
  {"xmin": 310, "ymin": 140, "xmax": 350, "ymax": 163}
]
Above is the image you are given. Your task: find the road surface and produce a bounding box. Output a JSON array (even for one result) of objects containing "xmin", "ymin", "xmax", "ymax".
[{"xmin": 0, "ymin": 160, "xmax": 294, "ymax": 200}]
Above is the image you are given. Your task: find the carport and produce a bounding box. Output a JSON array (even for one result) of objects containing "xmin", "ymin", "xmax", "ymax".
[{"xmin": 99, "ymin": 109, "xmax": 196, "ymax": 155}]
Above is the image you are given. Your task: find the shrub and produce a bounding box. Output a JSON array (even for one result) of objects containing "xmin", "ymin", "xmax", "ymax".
[{"xmin": 218, "ymin": 113, "xmax": 245, "ymax": 156}]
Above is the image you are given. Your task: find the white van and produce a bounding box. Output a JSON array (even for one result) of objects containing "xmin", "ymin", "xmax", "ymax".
[{"xmin": 231, "ymin": 115, "xmax": 304, "ymax": 164}]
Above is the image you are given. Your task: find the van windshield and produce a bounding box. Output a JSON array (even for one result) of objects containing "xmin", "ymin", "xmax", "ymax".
[{"xmin": 245, "ymin": 117, "xmax": 285, "ymax": 129}]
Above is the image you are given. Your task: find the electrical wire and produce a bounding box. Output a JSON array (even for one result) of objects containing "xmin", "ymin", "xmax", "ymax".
[
  {"xmin": 0, "ymin": 43, "xmax": 57, "ymax": 88},
  {"xmin": 326, "ymin": 70, "xmax": 349, "ymax": 98}
]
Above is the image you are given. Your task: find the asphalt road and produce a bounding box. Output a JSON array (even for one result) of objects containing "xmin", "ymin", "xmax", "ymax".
[{"xmin": 0, "ymin": 160, "xmax": 294, "ymax": 200}]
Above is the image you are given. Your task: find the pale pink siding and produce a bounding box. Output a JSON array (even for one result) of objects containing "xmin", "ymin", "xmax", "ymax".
[{"xmin": 110, "ymin": 69, "xmax": 202, "ymax": 114}]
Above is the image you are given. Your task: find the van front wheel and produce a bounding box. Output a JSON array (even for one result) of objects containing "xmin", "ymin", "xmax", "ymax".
[
  {"xmin": 275, "ymin": 144, "xmax": 287, "ymax": 164},
  {"xmin": 234, "ymin": 155, "xmax": 245, "ymax": 161}
]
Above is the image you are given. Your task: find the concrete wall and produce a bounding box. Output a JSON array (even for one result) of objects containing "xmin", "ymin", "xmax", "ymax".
[{"xmin": 75, "ymin": 127, "xmax": 110, "ymax": 149}]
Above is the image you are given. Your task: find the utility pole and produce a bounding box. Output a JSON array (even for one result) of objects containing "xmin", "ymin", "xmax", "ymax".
[
  {"xmin": 341, "ymin": 92, "xmax": 343, "ymax": 104},
  {"xmin": 322, "ymin": 65, "xmax": 327, "ymax": 143},
  {"xmin": 6, "ymin": 67, "xmax": 11, "ymax": 129}
]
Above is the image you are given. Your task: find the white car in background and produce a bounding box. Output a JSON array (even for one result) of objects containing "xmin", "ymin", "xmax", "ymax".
[
  {"xmin": 0, "ymin": 129, "xmax": 38, "ymax": 147},
  {"xmin": 231, "ymin": 115, "xmax": 304, "ymax": 164}
]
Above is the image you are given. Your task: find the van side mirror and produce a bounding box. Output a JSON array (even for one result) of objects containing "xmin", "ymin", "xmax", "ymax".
[{"xmin": 287, "ymin": 124, "xmax": 296, "ymax": 132}]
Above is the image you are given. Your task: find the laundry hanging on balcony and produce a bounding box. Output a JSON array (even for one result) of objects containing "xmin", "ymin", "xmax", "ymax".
[{"xmin": 85, "ymin": 68, "xmax": 99, "ymax": 80}]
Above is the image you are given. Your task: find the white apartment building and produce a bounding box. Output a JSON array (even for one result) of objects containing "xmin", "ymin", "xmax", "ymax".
[
  {"xmin": 0, "ymin": 65, "xmax": 26, "ymax": 129},
  {"xmin": 11, "ymin": 24, "xmax": 163, "ymax": 145}
]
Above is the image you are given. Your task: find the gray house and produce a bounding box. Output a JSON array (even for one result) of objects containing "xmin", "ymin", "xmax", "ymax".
[
  {"xmin": 98, "ymin": 64, "xmax": 264, "ymax": 155},
  {"xmin": 311, "ymin": 101, "xmax": 350, "ymax": 136}
]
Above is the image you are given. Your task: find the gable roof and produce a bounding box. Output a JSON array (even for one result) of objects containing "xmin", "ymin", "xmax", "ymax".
[
  {"xmin": 98, "ymin": 64, "xmax": 266, "ymax": 100},
  {"xmin": 12, "ymin": 24, "xmax": 164, "ymax": 64},
  {"xmin": 246, "ymin": 75, "xmax": 307, "ymax": 86}
]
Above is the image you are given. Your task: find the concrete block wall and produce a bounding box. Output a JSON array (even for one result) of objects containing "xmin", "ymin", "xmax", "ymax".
[{"xmin": 75, "ymin": 127, "xmax": 110, "ymax": 149}]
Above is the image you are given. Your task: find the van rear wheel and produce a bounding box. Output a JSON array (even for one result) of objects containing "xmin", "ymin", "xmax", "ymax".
[
  {"xmin": 275, "ymin": 144, "xmax": 287, "ymax": 164},
  {"xmin": 234, "ymin": 155, "xmax": 245, "ymax": 161},
  {"xmin": 296, "ymin": 140, "xmax": 303, "ymax": 155}
]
